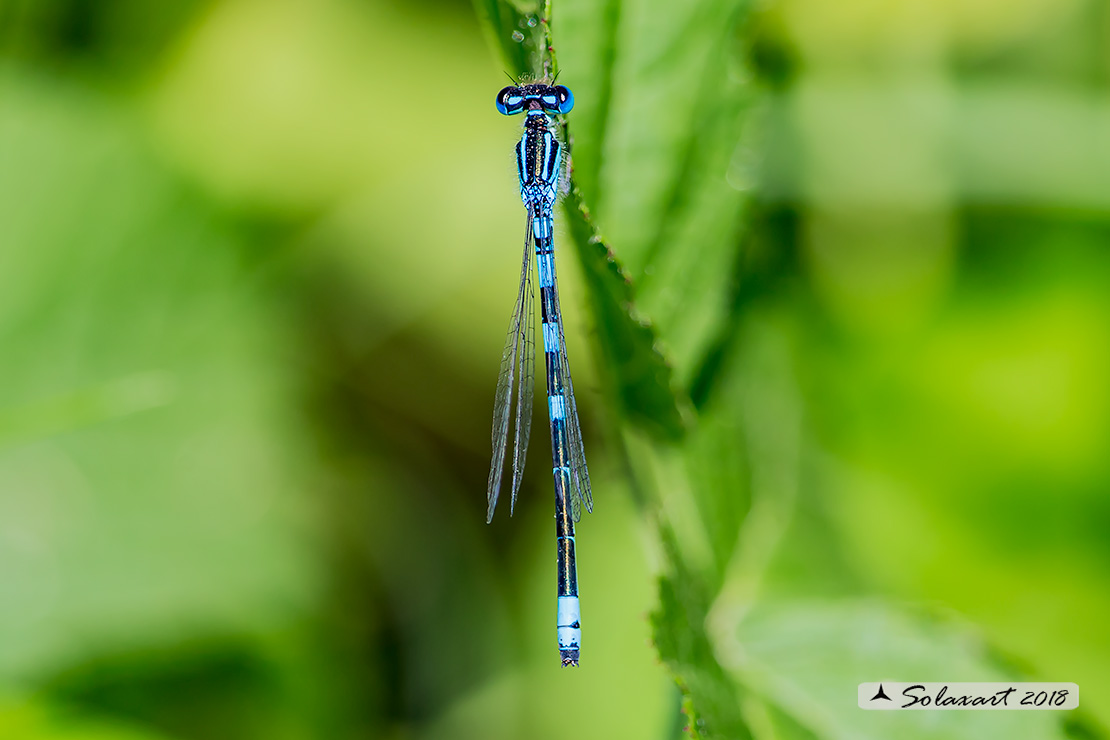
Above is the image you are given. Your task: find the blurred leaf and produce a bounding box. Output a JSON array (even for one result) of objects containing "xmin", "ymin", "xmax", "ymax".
[
  {"xmin": 0, "ymin": 67, "xmax": 315, "ymax": 683},
  {"xmin": 149, "ymin": 0, "xmax": 496, "ymax": 213},
  {"xmin": 0, "ymin": 697, "xmax": 171, "ymax": 740},
  {"xmin": 800, "ymin": 240, "xmax": 1110, "ymax": 733},
  {"xmin": 470, "ymin": 0, "xmax": 543, "ymax": 79},
  {"xmin": 647, "ymin": 313, "xmax": 795, "ymax": 740},
  {"xmin": 722, "ymin": 600, "xmax": 1076, "ymax": 740}
]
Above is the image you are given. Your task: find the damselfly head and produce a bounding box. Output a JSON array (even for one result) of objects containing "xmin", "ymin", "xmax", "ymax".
[{"xmin": 496, "ymin": 84, "xmax": 574, "ymax": 116}]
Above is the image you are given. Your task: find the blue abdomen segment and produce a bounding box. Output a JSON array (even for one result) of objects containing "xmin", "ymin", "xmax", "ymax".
[{"xmin": 557, "ymin": 594, "xmax": 581, "ymax": 665}]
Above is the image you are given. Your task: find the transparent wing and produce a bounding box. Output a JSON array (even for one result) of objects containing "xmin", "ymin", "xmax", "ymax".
[
  {"xmin": 487, "ymin": 221, "xmax": 536, "ymax": 522},
  {"xmin": 510, "ymin": 222, "xmax": 536, "ymax": 515},
  {"xmin": 550, "ymin": 261, "xmax": 593, "ymax": 522}
]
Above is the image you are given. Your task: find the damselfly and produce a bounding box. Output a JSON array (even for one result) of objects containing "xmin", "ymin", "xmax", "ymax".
[{"xmin": 486, "ymin": 82, "xmax": 593, "ymax": 667}]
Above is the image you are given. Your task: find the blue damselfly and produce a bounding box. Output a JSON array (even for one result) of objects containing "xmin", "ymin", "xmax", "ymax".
[{"xmin": 486, "ymin": 82, "xmax": 593, "ymax": 667}]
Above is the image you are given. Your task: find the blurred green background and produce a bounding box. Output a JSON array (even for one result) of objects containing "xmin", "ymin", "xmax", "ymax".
[{"xmin": 0, "ymin": 0, "xmax": 1108, "ymax": 738}]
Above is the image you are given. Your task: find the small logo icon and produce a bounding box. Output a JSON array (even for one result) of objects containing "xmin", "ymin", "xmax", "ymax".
[{"xmin": 871, "ymin": 684, "xmax": 892, "ymax": 702}]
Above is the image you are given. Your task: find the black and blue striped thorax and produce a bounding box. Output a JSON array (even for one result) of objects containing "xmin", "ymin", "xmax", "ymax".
[{"xmin": 517, "ymin": 110, "xmax": 563, "ymax": 212}]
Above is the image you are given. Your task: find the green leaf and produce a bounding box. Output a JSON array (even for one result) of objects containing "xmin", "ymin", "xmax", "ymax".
[
  {"xmin": 470, "ymin": 0, "xmax": 546, "ymax": 79},
  {"xmin": 561, "ymin": 187, "xmax": 686, "ymax": 440},
  {"xmin": 723, "ymin": 600, "xmax": 1077, "ymax": 740},
  {"xmin": 559, "ymin": 0, "xmax": 758, "ymax": 389},
  {"xmin": 652, "ymin": 522, "xmax": 753, "ymax": 740},
  {"xmin": 549, "ymin": 0, "xmax": 620, "ymax": 206}
]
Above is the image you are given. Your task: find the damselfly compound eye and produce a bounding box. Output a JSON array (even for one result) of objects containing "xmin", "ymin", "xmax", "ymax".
[
  {"xmin": 554, "ymin": 85, "xmax": 574, "ymax": 114},
  {"xmin": 496, "ymin": 86, "xmax": 522, "ymax": 115}
]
